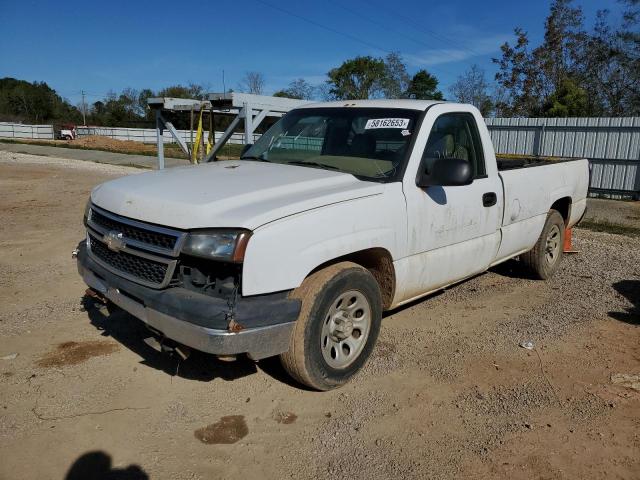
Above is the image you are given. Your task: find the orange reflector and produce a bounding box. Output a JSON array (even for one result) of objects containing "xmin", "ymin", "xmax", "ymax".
[{"xmin": 563, "ymin": 227, "xmax": 578, "ymax": 253}]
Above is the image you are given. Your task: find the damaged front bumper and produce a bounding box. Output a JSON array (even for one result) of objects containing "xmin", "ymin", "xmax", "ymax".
[{"xmin": 76, "ymin": 242, "xmax": 300, "ymax": 360}]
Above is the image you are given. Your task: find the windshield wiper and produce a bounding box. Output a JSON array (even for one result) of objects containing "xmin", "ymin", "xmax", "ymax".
[{"xmin": 287, "ymin": 161, "xmax": 339, "ymax": 171}]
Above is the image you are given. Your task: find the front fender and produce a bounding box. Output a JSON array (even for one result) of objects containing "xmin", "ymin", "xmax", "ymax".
[{"xmin": 241, "ymin": 184, "xmax": 406, "ymax": 296}]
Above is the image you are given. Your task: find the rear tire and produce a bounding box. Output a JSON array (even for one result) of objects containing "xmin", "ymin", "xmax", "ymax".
[
  {"xmin": 521, "ymin": 210, "xmax": 565, "ymax": 280},
  {"xmin": 280, "ymin": 262, "xmax": 382, "ymax": 391}
]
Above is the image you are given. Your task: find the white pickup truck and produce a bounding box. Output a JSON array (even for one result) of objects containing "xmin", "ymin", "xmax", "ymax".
[{"xmin": 77, "ymin": 100, "xmax": 589, "ymax": 390}]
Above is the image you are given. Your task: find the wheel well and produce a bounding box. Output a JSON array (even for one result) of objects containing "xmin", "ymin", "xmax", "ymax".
[
  {"xmin": 550, "ymin": 197, "xmax": 571, "ymax": 225},
  {"xmin": 310, "ymin": 248, "xmax": 396, "ymax": 310}
]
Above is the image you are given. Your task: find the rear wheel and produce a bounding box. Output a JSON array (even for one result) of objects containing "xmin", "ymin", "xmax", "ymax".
[
  {"xmin": 521, "ymin": 210, "xmax": 565, "ymax": 279},
  {"xmin": 280, "ymin": 262, "xmax": 382, "ymax": 391}
]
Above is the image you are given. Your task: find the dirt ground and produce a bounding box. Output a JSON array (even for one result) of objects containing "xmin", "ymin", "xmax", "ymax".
[
  {"xmin": 0, "ymin": 151, "xmax": 638, "ymax": 480},
  {"xmin": 1, "ymin": 135, "xmax": 243, "ymax": 161}
]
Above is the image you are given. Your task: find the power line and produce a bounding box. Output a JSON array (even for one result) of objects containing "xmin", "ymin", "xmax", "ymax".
[
  {"xmin": 253, "ymin": 0, "xmax": 394, "ymax": 55},
  {"xmin": 326, "ymin": 0, "xmax": 459, "ymax": 77},
  {"xmin": 362, "ymin": 0, "xmax": 484, "ymax": 59},
  {"xmin": 327, "ymin": 0, "xmax": 433, "ymax": 50},
  {"xmin": 253, "ymin": 0, "xmax": 458, "ymax": 79}
]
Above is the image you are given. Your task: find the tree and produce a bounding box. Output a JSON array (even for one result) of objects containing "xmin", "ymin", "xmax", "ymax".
[
  {"xmin": 493, "ymin": 28, "xmax": 538, "ymax": 116},
  {"xmin": 157, "ymin": 83, "xmax": 206, "ymax": 100},
  {"xmin": 618, "ymin": 0, "xmax": 640, "ymax": 114},
  {"xmin": 0, "ymin": 77, "xmax": 81, "ymax": 124},
  {"xmin": 326, "ymin": 56, "xmax": 386, "ymax": 100},
  {"xmin": 541, "ymin": 77, "xmax": 588, "ymax": 116},
  {"xmin": 119, "ymin": 88, "xmax": 142, "ymax": 117},
  {"xmin": 239, "ymin": 72, "xmax": 265, "ymax": 95},
  {"xmin": 406, "ymin": 70, "xmax": 443, "ymax": 100},
  {"xmin": 137, "ymin": 88, "xmax": 154, "ymax": 118},
  {"xmin": 494, "ymin": 0, "xmax": 640, "ymax": 117},
  {"xmin": 92, "ymin": 101, "xmax": 106, "ymax": 116},
  {"xmin": 449, "ymin": 65, "xmax": 493, "ymax": 115},
  {"xmin": 494, "ymin": 0, "xmax": 589, "ymax": 116},
  {"xmin": 537, "ymin": 0, "xmax": 586, "ymax": 98},
  {"xmin": 490, "ymin": 86, "xmax": 511, "ymax": 117},
  {"xmin": 273, "ymin": 78, "xmax": 315, "ymax": 100},
  {"xmin": 380, "ymin": 52, "xmax": 411, "ymax": 99}
]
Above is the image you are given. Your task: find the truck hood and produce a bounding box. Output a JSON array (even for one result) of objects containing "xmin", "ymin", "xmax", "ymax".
[{"xmin": 90, "ymin": 160, "xmax": 384, "ymax": 230}]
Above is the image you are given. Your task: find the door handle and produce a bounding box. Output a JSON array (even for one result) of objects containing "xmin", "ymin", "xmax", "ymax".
[{"xmin": 482, "ymin": 192, "xmax": 497, "ymax": 207}]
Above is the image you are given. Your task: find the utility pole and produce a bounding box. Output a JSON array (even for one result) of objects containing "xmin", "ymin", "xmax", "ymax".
[
  {"xmin": 222, "ymin": 70, "xmax": 226, "ymax": 94},
  {"xmin": 81, "ymin": 90, "xmax": 87, "ymax": 126}
]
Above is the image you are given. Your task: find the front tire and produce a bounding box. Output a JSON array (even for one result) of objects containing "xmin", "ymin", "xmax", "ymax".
[
  {"xmin": 280, "ymin": 262, "xmax": 382, "ymax": 391},
  {"xmin": 521, "ymin": 210, "xmax": 565, "ymax": 280}
]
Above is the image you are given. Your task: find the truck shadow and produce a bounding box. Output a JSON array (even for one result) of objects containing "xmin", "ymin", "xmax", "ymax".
[
  {"xmin": 82, "ymin": 295, "xmax": 258, "ymax": 382},
  {"xmin": 488, "ymin": 258, "xmax": 533, "ymax": 279},
  {"xmin": 609, "ymin": 280, "xmax": 639, "ymax": 326},
  {"xmin": 65, "ymin": 450, "xmax": 148, "ymax": 480}
]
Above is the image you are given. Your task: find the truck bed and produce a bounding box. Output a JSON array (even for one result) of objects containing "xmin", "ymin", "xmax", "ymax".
[{"xmin": 496, "ymin": 155, "xmax": 582, "ymax": 171}]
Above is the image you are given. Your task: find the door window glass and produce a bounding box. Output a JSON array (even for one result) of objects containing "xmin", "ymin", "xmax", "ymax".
[{"xmin": 421, "ymin": 113, "xmax": 486, "ymax": 177}]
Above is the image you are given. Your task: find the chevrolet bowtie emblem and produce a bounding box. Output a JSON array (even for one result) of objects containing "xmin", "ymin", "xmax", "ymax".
[{"xmin": 103, "ymin": 230, "xmax": 126, "ymax": 252}]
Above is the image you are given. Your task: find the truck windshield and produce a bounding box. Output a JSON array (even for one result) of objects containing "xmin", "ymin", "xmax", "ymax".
[{"xmin": 242, "ymin": 107, "xmax": 421, "ymax": 181}]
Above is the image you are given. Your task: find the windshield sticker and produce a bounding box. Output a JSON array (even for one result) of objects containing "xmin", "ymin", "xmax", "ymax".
[
  {"xmin": 365, "ymin": 118, "xmax": 410, "ymax": 129},
  {"xmin": 401, "ymin": 129, "xmax": 411, "ymax": 136}
]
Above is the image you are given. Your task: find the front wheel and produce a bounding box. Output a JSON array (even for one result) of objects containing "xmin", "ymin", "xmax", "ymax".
[
  {"xmin": 521, "ymin": 210, "xmax": 565, "ymax": 280},
  {"xmin": 280, "ymin": 262, "xmax": 382, "ymax": 391}
]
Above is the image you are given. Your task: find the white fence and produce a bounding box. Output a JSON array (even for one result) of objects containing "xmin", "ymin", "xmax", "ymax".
[
  {"xmin": 0, "ymin": 122, "xmax": 54, "ymax": 140},
  {"xmin": 485, "ymin": 117, "xmax": 640, "ymax": 198},
  {"xmin": 76, "ymin": 126, "xmax": 260, "ymax": 145}
]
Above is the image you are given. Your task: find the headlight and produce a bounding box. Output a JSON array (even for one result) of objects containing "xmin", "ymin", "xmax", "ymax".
[{"xmin": 181, "ymin": 230, "xmax": 252, "ymax": 262}]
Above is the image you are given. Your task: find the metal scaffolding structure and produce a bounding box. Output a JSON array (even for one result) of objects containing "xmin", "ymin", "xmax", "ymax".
[{"xmin": 148, "ymin": 93, "xmax": 309, "ymax": 169}]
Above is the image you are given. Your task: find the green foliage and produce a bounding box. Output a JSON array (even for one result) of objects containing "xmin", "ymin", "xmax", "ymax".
[
  {"xmin": 157, "ymin": 83, "xmax": 206, "ymax": 100},
  {"xmin": 325, "ymin": 54, "xmax": 442, "ymax": 101},
  {"xmin": 273, "ymin": 78, "xmax": 315, "ymax": 100},
  {"xmin": 406, "ymin": 70, "xmax": 444, "ymax": 100},
  {"xmin": 326, "ymin": 56, "xmax": 386, "ymax": 100},
  {"xmin": 0, "ymin": 78, "xmax": 82, "ymax": 124},
  {"xmin": 541, "ymin": 78, "xmax": 588, "ymax": 117},
  {"xmin": 494, "ymin": 0, "xmax": 640, "ymax": 116}
]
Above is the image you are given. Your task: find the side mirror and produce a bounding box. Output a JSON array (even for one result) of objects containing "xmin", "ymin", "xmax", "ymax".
[
  {"xmin": 417, "ymin": 157, "xmax": 473, "ymax": 187},
  {"xmin": 240, "ymin": 144, "xmax": 253, "ymax": 157}
]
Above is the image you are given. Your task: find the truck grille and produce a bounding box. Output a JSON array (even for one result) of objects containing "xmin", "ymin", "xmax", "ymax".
[
  {"xmin": 86, "ymin": 205, "xmax": 184, "ymax": 288},
  {"xmin": 90, "ymin": 208, "xmax": 178, "ymax": 251},
  {"xmin": 88, "ymin": 233, "xmax": 170, "ymax": 286}
]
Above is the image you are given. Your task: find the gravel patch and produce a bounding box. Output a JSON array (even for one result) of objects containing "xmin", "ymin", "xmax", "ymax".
[{"xmin": 281, "ymin": 228, "xmax": 639, "ymax": 479}]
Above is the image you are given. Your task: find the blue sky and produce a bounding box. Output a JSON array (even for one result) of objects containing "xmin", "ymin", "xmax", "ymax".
[{"xmin": 0, "ymin": 0, "xmax": 624, "ymax": 105}]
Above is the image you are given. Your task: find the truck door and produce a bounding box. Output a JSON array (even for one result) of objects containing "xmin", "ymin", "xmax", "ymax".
[{"xmin": 400, "ymin": 107, "xmax": 502, "ymax": 301}]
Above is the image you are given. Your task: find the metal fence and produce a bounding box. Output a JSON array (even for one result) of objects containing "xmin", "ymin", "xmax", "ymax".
[
  {"xmin": 76, "ymin": 126, "xmax": 260, "ymax": 145},
  {"xmin": 0, "ymin": 122, "xmax": 54, "ymax": 140},
  {"xmin": 485, "ymin": 117, "xmax": 640, "ymax": 198}
]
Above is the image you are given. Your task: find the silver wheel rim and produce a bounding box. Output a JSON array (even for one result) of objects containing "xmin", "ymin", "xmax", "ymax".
[
  {"xmin": 545, "ymin": 224, "xmax": 561, "ymax": 264},
  {"xmin": 321, "ymin": 290, "xmax": 371, "ymax": 369}
]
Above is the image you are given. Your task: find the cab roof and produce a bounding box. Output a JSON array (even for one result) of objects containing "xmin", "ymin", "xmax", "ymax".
[{"xmin": 297, "ymin": 98, "xmax": 447, "ymax": 111}]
